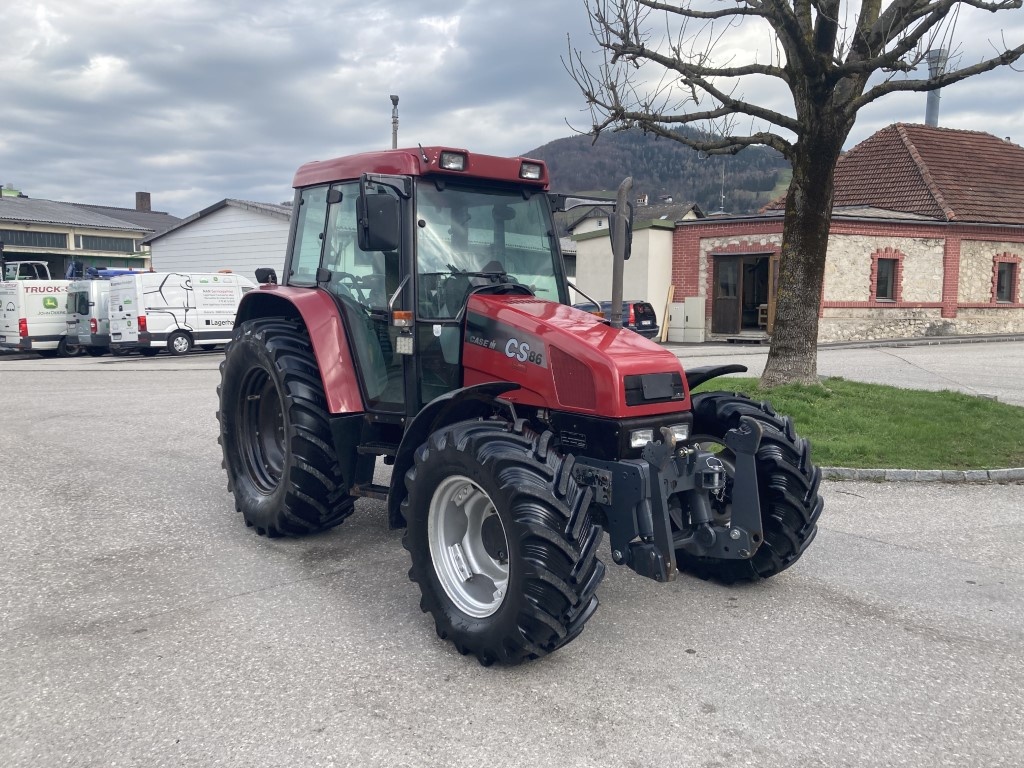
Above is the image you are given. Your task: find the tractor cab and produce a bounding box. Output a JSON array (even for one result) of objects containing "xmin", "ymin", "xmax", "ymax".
[{"xmin": 276, "ymin": 148, "xmax": 570, "ymax": 418}]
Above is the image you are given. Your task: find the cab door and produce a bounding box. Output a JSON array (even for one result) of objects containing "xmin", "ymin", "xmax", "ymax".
[{"xmin": 289, "ymin": 182, "xmax": 409, "ymax": 413}]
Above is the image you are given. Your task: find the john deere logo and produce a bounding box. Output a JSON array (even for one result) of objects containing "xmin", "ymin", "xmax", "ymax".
[{"xmin": 43, "ymin": 297, "xmax": 59, "ymax": 310}]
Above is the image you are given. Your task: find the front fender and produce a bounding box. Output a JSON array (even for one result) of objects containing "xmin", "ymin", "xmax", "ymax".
[{"xmin": 386, "ymin": 381, "xmax": 520, "ymax": 528}]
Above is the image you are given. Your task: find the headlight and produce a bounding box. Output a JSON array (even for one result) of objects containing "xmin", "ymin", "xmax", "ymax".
[
  {"xmin": 439, "ymin": 151, "xmax": 467, "ymax": 171},
  {"xmin": 667, "ymin": 423, "xmax": 690, "ymax": 442},
  {"xmin": 519, "ymin": 162, "xmax": 543, "ymax": 180},
  {"xmin": 629, "ymin": 429, "xmax": 655, "ymax": 448}
]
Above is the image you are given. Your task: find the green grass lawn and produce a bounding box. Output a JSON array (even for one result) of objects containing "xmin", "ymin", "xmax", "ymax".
[{"xmin": 691, "ymin": 377, "xmax": 1024, "ymax": 469}]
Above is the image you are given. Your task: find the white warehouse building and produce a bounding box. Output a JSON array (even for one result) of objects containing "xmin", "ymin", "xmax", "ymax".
[{"xmin": 143, "ymin": 199, "xmax": 291, "ymax": 282}]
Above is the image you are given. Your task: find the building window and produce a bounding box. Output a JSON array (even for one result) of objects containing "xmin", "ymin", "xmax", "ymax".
[
  {"xmin": 74, "ymin": 235, "xmax": 138, "ymax": 253},
  {"xmin": 0, "ymin": 228, "xmax": 68, "ymax": 249},
  {"xmin": 876, "ymin": 258, "xmax": 896, "ymax": 300},
  {"xmin": 992, "ymin": 253, "xmax": 1020, "ymax": 303},
  {"xmin": 870, "ymin": 248, "xmax": 904, "ymax": 303}
]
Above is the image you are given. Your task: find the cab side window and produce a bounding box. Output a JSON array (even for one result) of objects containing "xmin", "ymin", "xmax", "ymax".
[{"xmin": 289, "ymin": 186, "xmax": 329, "ymax": 285}]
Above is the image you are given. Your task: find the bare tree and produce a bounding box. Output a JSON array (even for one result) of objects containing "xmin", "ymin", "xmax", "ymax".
[{"xmin": 568, "ymin": 0, "xmax": 1023, "ymax": 386}]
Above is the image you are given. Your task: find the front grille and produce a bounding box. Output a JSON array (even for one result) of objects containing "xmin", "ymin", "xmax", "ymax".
[{"xmin": 550, "ymin": 345, "xmax": 597, "ymax": 410}]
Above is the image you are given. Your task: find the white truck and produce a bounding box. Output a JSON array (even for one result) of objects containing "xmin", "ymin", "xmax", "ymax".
[
  {"xmin": 0, "ymin": 279, "xmax": 80, "ymax": 357},
  {"xmin": 3, "ymin": 260, "xmax": 54, "ymax": 281},
  {"xmin": 108, "ymin": 272, "xmax": 255, "ymax": 356}
]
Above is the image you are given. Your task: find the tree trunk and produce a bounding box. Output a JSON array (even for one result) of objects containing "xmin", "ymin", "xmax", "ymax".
[{"xmin": 760, "ymin": 133, "xmax": 844, "ymax": 387}]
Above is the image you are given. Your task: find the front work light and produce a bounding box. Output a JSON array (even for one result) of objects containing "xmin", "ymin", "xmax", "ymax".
[
  {"xmin": 629, "ymin": 429, "xmax": 655, "ymax": 449},
  {"xmin": 519, "ymin": 162, "xmax": 543, "ymax": 180},
  {"xmin": 667, "ymin": 423, "xmax": 690, "ymax": 442},
  {"xmin": 439, "ymin": 151, "xmax": 467, "ymax": 171}
]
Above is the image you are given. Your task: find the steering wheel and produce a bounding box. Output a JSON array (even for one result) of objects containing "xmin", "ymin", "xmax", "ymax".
[{"xmin": 333, "ymin": 272, "xmax": 367, "ymax": 302}]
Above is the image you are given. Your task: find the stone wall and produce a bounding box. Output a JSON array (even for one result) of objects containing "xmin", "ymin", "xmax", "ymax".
[
  {"xmin": 682, "ymin": 219, "xmax": 1024, "ymax": 344},
  {"xmin": 824, "ymin": 234, "xmax": 944, "ymax": 302},
  {"xmin": 820, "ymin": 308, "xmax": 949, "ymax": 342},
  {"xmin": 960, "ymin": 239, "xmax": 1022, "ymax": 302}
]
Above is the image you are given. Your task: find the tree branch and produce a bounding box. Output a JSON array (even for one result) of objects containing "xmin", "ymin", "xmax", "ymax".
[
  {"xmin": 633, "ymin": 0, "xmax": 768, "ymax": 22},
  {"xmin": 850, "ymin": 42, "xmax": 1024, "ymax": 110}
]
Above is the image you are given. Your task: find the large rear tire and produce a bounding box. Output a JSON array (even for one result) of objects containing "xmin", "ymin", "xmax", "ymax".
[
  {"xmin": 218, "ymin": 318, "xmax": 354, "ymax": 536},
  {"xmin": 402, "ymin": 420, "xmax": 605, "ymax": 666},
  {"xmin": 674, "ymin": 392, "xmax": 823, "ymax": 583}
]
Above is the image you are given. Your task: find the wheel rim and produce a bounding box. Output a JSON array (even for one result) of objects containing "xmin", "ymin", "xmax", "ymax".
[
  {"xmin": 428, "ymin": 475, "xmax": 510, "ymax": 618},
  {"xmin": 172, "ymin": 335, "xmax": 190, "ymax": 354},
  {"xmin": 237, "ymin": 368, "xmax": 286, "ymax": 494}
]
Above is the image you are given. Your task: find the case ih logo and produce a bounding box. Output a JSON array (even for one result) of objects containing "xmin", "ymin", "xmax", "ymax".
[
  {"xmin": 25, "ymin": 285, "xmax": 66, "ymax": 293},
  {"xmin": 42, "ymin": 297, "xmax": 59, "ymax": 309},
  {"xmin": 465, "ymin": 312, "xmax": 547, "ymax": 368}
]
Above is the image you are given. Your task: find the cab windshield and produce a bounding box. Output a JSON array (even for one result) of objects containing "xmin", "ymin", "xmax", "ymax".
[{"xmin": 415, "ymin": 182, "xmax": 563, "ymax": 319}]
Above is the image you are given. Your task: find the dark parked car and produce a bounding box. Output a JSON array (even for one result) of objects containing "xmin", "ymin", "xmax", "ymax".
[{"xmin": 572, "ymin": 299, "xmax": 660, "ymax": 339}]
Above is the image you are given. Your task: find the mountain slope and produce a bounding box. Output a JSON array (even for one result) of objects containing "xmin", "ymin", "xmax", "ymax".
[{"xmin": 523, "ymin": 129, "xmax": 789, "ymax": 215}]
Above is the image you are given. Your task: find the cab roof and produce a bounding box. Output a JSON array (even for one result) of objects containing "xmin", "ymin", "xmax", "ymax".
[{"xmin": 292, "ymin": 146, "xmax": 550, "ymax": 190}]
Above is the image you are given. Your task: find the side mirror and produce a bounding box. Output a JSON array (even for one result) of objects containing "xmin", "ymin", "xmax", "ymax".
[
  {"xmin": 255, "ymin": 267, "xmax": 278, "ymax": 284},
  {"xmin": 357, "ymin": 192, "xmax": 400, "ymax": 253}
]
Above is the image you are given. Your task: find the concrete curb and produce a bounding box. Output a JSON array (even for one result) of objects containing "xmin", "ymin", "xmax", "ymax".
[{"xmin": 821, "ymin": 466, "xmax": 1024, "ymax": 483}]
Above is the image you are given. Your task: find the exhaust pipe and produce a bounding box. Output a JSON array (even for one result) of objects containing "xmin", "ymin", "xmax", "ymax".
[{"xmin": 609, "ymin": 177, "xmax": 633, "ymax": 329}]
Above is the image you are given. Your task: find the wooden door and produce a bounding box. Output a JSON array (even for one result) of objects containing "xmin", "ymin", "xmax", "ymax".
[{"xmin": 711, "ymin": 255, "xmax": 741, "ymax": 334}]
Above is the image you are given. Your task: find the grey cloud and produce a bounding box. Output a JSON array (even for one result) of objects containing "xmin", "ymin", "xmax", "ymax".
[{"xmin": 1, "ymin": 0, "xmax": 1019, "ymax": 216}]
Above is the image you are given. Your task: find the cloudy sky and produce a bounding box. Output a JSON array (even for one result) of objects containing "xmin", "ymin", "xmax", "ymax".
[{"xmin": 2, "ymin": 0, "xmax": 1022, "ymax": 218}]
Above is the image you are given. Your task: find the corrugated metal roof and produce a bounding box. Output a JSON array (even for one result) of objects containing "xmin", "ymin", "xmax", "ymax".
[
  {"xmin": 69, "ymin": 204, "xmax": 182, "ymax": 236},
  {"xmin": 0, "ymin": 196, "xmax": 149, "ymax": 232}
]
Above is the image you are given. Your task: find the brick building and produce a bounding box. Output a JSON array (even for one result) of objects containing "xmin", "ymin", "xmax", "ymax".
[{"xmin": 671, "ymin": 124, "xmax": 1024, "ymax": 342}]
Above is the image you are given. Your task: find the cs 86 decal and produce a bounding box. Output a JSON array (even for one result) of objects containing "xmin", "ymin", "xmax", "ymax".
[{"xmin": 505, "ymin": 338, "xmax": 544, "ymax": 367}]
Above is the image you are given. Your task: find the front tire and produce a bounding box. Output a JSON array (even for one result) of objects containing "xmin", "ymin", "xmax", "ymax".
[
  {"xmin": 675, "ymin": 392, "xmax": 823, "ymax": 583},
  {"xmin": 402, "ymin": 420, "xmax": 605, "ymax": 666},
  {"xmin": 218, "ymin": 318, "xmax": 354, "ymax": 536}
]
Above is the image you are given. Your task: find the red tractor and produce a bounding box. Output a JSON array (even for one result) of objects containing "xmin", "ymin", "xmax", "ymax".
[{"xmin": 218, "ymin": 147, "xmax": 822, "ymax": 665}]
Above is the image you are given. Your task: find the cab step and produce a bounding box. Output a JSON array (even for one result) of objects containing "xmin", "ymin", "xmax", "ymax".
[
  {"xmin": 357, "ymin": 441, "xmax": 398, "ymax": 457},
  {"xmin": 351, "ymin": 483, "xmax": 390, "ymax": 501}
]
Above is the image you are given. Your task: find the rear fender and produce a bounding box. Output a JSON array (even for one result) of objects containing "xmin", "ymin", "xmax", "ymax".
[
  {"xmin": 386, "ymin": 381, "xmax": 520, "ymax": 528},
  {"xmin": 235, "ymin": 287, "xmax": 364, "ymax": 414}
]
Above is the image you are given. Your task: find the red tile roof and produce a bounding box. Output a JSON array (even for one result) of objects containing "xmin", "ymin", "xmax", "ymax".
[{"xmin": 834, "ymin": 124, "xmax": 1024, "ymax": 225}]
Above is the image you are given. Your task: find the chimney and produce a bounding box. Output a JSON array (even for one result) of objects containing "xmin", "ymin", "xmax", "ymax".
[
  {"xmin": 135, "ymin": 191, "xmax": 152, "ymax": 212},
  {"xmin": 925, "ymin": 49, "xmax": 948, "ymax": 127}
]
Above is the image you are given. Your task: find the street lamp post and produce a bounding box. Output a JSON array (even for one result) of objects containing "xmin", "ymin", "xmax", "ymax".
[{"xmin": 390, "ymin": 95, "xmax": 399, "ymax": 149}]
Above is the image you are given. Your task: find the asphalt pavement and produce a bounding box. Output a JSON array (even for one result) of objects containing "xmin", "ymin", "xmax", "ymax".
[{"xmin": 1, "ymin": 344, "xmax": 1022, "ymax": 767}]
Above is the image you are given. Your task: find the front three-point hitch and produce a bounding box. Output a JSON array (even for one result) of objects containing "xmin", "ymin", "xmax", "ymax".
[{"xmin": 572, "ymin": 417, "xmax": 765, "ymax": 583}]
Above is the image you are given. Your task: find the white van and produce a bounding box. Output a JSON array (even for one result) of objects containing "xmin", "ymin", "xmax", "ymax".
[
  {"xmin": 66, "ymin": 279, "xmax": 115, "ymax": 356},
  {"xmin": 0, "ymin": 279, "xmax": 79, "ymax": 357},
  {"xmin": 108, "ymin": 272, "xmax": 255, "ymax": 356}
]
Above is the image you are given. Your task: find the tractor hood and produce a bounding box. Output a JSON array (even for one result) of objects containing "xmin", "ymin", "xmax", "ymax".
[{"xmin": 461, "ymin": 294, "xmax": 692, "ymax": 419}]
